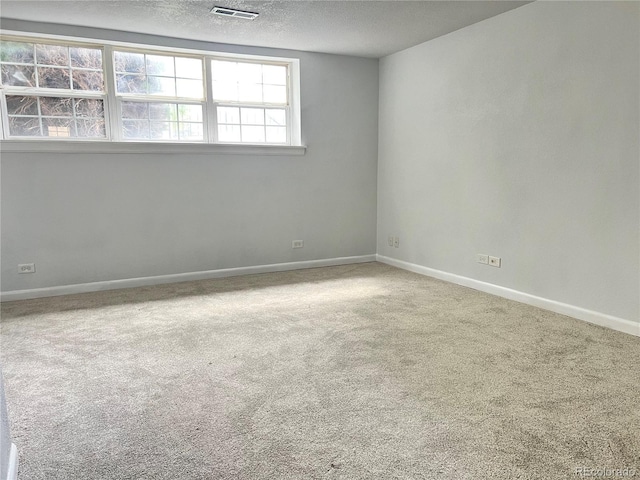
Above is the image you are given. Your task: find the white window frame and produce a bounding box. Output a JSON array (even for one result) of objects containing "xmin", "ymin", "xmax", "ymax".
[
  {"xmin": 110, "ymin": 46, "xmax": 208, "ymax": 142},
  {"xmin": 209, "ymin": 55, "xmax": 292, "ymax": 145},
  {"xmin": 0, "ymin": 36, "xmax": 111, "ymax": 141},
  {"xmin": 0, "ymin": 30, "xmax": 303, "ymax": 150}
]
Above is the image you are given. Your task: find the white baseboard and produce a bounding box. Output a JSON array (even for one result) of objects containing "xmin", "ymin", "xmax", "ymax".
[
  {"xmin": 0, "ymin": 255, "xmax": 376, "ymax": 302},
  {"xmin": 377, "ymin": 255, "xmax": 640, "ymax": 338},
  {"xmin": 7, "ymin": 443, "xmax": 18, "ymax": 480}
]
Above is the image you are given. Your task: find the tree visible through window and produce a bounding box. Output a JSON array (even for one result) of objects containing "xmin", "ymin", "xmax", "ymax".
[
  {"xmin": 113, "ymin": 50, "xmax": 204, "ymax": 141},
  {"xmin": 1, "ymin": 41, "xmax": 106, "ymax": 138}
]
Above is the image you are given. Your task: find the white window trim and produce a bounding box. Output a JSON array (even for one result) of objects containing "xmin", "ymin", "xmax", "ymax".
[
  {"xmin": 0, "ymin": 139, "xmax": 305, "ymax": 155},
  {"xmin": 0, "ymin": 30, "xmax": 304, "ymax": 153}
]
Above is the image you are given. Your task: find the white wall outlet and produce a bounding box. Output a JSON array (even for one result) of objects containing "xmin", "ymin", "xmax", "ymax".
[
  {"xmin": 388, "ymin": 235, "xmax": 394, "ymax": 247},
  {"xmin": 489, "ymin": 256, "xmax": 501, "ymax": 267},
  {"xmin": 292, "ymin": 240, "xmax": 304, "ymax": 249},
  {"xmin": 477, "ymin": 254, "xmax": 489, "ymax": 265},
  {"xmin": 18, "ymin": 263, "xmax": 35, "ymax": 274},
  {"xmin": 394, "ymin": 237, "xmax": 399, "ymax": 248}
]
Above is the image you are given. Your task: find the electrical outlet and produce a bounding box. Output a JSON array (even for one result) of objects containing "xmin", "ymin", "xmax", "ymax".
[
  {"xmin": 292, "ymin": 240, "xmax": 304, "ymax": 249},
  {"xmin": 18, "ymin": 263, "xmax": 35, "ymax": 274},
  {"xmin": 388, "ymin": 235, "xmax": 394, "ymax": 247},
  {"xmin": 489, "ymin": 256, "xmax": 501, "ymax": 267},
  {"xmin": 394, "ymin": 237, "xmax": 399, "ymax": 248},
  {"xmin": 477, "ymin": 254, "xmax": 489, "ymax": 265}
]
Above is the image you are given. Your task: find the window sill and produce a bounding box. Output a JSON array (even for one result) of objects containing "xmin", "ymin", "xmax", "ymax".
[{"xmin": 0, "ymin": 140, "xmax": 307, "ymax": 156}]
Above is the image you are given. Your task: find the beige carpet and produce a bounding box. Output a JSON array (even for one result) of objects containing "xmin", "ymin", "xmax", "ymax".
[{"xmin": 1, "ymin": 262, "xmax": 638, "ymax": 479}]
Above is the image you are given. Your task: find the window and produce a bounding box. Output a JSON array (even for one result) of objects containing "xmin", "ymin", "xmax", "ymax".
[
  {"xmin": 0, "ymin": 34, "xmax": 301, "ymax": 146},
  {"xmin": 114, "ymin": 50, "xmax": 205, "ymax": 141},
  {"xmin": 212, "ymin": 60, "xmax": 288, "ymax": 144},
  {"xmin": 1, "ymin": 40, "xmax": 106, "ymax": 138}
]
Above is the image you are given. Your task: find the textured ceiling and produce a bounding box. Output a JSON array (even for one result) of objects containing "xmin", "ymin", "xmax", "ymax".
[{"xmin": 0, "ymin": 1, "xmax": 530, "ymax": 58}]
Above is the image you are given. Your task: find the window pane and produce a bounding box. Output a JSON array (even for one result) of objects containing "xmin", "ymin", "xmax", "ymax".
[
  {"xmin": 241, "ymin": 125, "xmax": 265, "ymax": 143},
  {"xmin": 117, "ymin": 74, "xmax": 147, "ymax": 94},
  {"xmin": 179, "ymin": 122, "xmax": 203, "ymax": 141},
  {"xmin": 1, "ymin": 64, "xmax": 35, "ymax": 86},
  {"xmin": 123, "ymin": 120, "xmax": 149, "ymax": 139},
  {"xmin": 262, "ymin": 65, "xmax": 286, "ymax": 85},
  {"xmin": 217, "ymin": 106, "xmax": 239, "ymax": 124},
  {"xmin": 149, "ymin": 103, "xmax": 176, "ymax": 120},
  {"xmin": 263, "ymin": 85, "xmax": 286, "ymax": 104},
  {"xmin": 8, "ymin": 116, "xmax": 41, "ymax": 136},
  {"xmin": 218, "ymin": 125, "xmax": 240, "ymax": 142},
  {"xmin": 115, "ymin": 51, "xmax": 145, "ymax": 73},
  {"xmin": 40, "ymin": 97, "xmax": 73, "ymax": 117},
  {"xmin": 122, "ymin": 102, "xmax": 149, "ymax": 120},
  {"xmin": 238, "ymin": 83, "xmax": 262, "ymax": 103},
  {"xmin": 265, "ymin": 109, "xmax": 286, "ymax": 126},
  {"xmin": 175, "ymin": 57, "xmax": 202, "ymax": 79},
  {"xmin": 72, "ymin": 69, "xmax": 103, "ymax": 91},
  {"xmin": 43, "ymin": 117, "xmax": 74, "ymax": 137},
  {"xmin": 212, "ymin": 80, "xmax": 238, "ymax": 102},
  {"xmin": 148, "ymin": 76, "xmax": 176, "ymax": 96},
  {"xmin": 210, "ymin": 59, "xmax": 289, "ymax": 113},
  {"xmin": 5, "ymin": 95, "xmax": 38, "ymax": 115},
  {"xmin": 237, "ymin": 62, "xmax": 262, "ymax": 83},
  {"xmin": 75, "ymin": 98, "xmax": 104, "ymax": 118},
  {"xmin": 70, "ymin": 47, "xmax": 102, "ymax": 69},
  {"xmin": 5, "ymin": 95, "xmax": 106, "ymax": 139},
  {"xmin": 241, "ymin": 107, "xmax": 264, "ymax": 125},
  {"xmin": 178, "ymin": 104, "xmax": 202, "ymax": 122},
  {"xmin": 0, "ymin": 41, "xmax": 34, "ymax": 64},
  {"xmin": 38, "ymin": 67, "xmax": 71, "ymax": 89},
  {"xmin": 77, "ymin": 118, "xmax": 106, "ymax": 138},
  {"xmin": 176, "ymin": 78, "xmax": 203, "ymax": 98},
  {"xmin": 35, "ymin": 44, "xmax": 69, "ymax": 66},
  {"xmin": 115, "ymin": 52, "xmax": 204, "ymax": 100},
  {"xmin": 211, "ymin": 60, "xmax": 237, "ymax": 81},
  {"xmin": 146, "ymin": 55, "xmax": 174, "ymax": 76},
  {"xmin": 150, "ymin": 121, "xmax": 178, "ymax": 140},
  {"xmin": 266, "ymin": 126, "xmax": 286, "ymax": 143},
  {"xmin": 121, "ymin": 102, "xmax": 203, "ymax": 141}
]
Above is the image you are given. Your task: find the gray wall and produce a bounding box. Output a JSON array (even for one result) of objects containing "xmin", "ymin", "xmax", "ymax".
[
  {"xmin": 377, "ymin": 1, "xmax": 639, "ymax": 323},
  {"xmin": 0, "ymin": 21, "xmax": 379, "ymax": 292}
]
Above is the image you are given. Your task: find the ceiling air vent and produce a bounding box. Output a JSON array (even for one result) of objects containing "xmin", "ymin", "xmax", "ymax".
[{"xmin": 211, "ymin": 6, "xmax": 259, "ymax": 20}]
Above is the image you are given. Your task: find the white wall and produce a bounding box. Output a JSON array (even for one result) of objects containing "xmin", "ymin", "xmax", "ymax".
[
  {"xmin": 0, "ymin": 369, "xmax": 10, "ymax": 480},
  {"xmin": 378, "ymin": 2, "xmax": 639, "ymax": 323},
  {"xmin": 0, "ymin": 21, "xmax": 379, "ymax": 292},
  {"xmin": 0, "ymin": 367, "xmax": 18, "ymax": 480}
]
